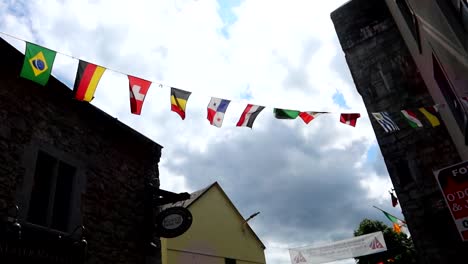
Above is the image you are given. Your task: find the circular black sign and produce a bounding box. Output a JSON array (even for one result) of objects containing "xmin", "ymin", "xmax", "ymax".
[{"xmin": 155, "ymin": 207, "xmax": 193, "ymax": 238}]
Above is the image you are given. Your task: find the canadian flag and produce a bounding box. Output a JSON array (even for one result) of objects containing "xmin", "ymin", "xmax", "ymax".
[
  {"xmin": 128, "ymin": 75, "xmax": 152, "ymax": 115},
  {"xmin": 340, "ymin": 113, "xmax": 361, "ymax": 127}
]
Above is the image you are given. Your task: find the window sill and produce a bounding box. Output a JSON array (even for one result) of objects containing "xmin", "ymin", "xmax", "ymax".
[{"xmin": 20, "ymin": 222, "xmax": 80, "ymax": 241}]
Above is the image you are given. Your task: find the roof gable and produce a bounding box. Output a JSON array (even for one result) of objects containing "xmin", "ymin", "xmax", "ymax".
[
  {"xmin": 209, "ymin": 183, "xmax": 265, "ymax": 249},
  {"xmin": 176, "ymin": 182, "xmax": 265, "ymax": 249}
]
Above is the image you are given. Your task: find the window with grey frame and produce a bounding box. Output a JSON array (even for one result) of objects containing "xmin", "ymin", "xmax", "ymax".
[
  {"xmin": 27, "ymin": 150, "xmax": 77, "ymax": 232},
  {"xmin": 450, "ymin": 0, "xmax": 468, "ymax": 31},
  {"xmin": 396, "ymin": 0, "xmax": 422, "ymax": 53},
  {"xmin": 395, "ymin": 159, "xmax": 414, "ymax": 188},
  {"xmin": 437, "ymin": 0, "xmax": 468, "ymax": 49},
  {"xmin": 432, "ymin": 53, "xmax": 466, "ymax": 134}
]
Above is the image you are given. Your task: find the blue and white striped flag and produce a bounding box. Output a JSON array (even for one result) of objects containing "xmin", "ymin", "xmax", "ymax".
[{"xmin": 372, "ymin": 112, "xmax": 399, "ymax": 133}]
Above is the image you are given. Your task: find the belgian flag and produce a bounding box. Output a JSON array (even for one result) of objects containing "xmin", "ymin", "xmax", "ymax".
[
  {"xmin": 170, "ymin": 88, "xmax": 191, "ymax": 120},
  {"xmin": 73, "ymin": 60, "xmax": 106, "ymax": 102}
]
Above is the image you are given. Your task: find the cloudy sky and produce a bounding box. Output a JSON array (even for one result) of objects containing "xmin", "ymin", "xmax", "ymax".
[{"xmin": 0, "ymin": 0, "xmax": 405, "ymax": 263}]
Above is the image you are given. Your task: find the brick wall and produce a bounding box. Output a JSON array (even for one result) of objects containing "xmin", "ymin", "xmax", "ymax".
[
  {"xmin": 0, "ymin": 38, "xmax": 162, "ymax": 264},
  {"xmin": 332, "ymin": 0, "xmax": 468, "ymax": 263}
]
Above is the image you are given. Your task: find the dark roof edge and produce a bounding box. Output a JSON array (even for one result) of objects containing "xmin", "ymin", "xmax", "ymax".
[
  {"xmin": 184, "ymin": 182, "xmax": 218, "ymax": 208},
  {"xmin": 330, "ymin": 0, "xmax": 353, "ymax": 17},
  {"xmin": 1, "ymin": 37, "xmax": 163, "ymax": 150},
  {"xmin": 85, "ymin": 101, "xmax": 163, "ymax": 149}
]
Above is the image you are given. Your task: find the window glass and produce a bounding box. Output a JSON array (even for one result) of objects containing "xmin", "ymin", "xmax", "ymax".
[
  {"xmin": 432, "ymin": 53, "xmax": 466, "ymax": 132},
  {"xmin": 396, "ymin": 160, "xmax": 414, "ymax": 187},
  {"xmin": 438, "ymin": 0, "xmax": 468, "ymax": 48},
  {"xmin": 225, "ymin": 258, "xmax": 236, "ymax": 264},
  {"xmin": 27, "ymin": 150, "xmax": 77, "ymax": 232},
  {"xmin": 27, "ymin": 151, "xmax": 56, "ymax": 226},
  {"xmin": 396, "ymin": 0, "xmax": 421, "ymax": 52},
  {"xmin": 51, "ymin": 161, "xmax": 76, "ymax": 231}
]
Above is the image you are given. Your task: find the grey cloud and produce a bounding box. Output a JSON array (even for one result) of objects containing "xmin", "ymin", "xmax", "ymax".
[
  {"xmin": 372, "ymin": 149, "xmax": 390, "ymax": 178},
  {"xmin": 162, "ymin": 117, "xmax": 393, "ymax": 247}
]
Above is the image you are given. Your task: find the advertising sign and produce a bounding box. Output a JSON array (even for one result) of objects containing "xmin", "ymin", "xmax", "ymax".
[
  {"xmin": 155, "ymin": 207, "xmax": 193, "ymax": 238},
  {"xmin": 289, "ymin": 231, "xmax": 387, "ymax": 264},
  {"xmin": 434, "ymin": 160, "xmax": 468, "ymax": 241}
]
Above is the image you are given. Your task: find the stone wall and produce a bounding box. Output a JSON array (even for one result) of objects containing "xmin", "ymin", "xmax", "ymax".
[
  {"xmin": 0, "ymin": 38, "xmax": 162, "ymax": 264},
  {"xmin": 332, "ymin": 0, "xmax": 468, "ymax": 263}
]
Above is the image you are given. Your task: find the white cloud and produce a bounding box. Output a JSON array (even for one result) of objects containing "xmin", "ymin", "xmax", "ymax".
[{"xmin": 360, "ymin": 173, "xmax": 394, "ymax": 203}]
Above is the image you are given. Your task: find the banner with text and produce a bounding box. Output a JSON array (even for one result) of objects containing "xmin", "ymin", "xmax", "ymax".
[{"xmin": 289, "ymin": 231, "xmax": 387, "ymax": 264}]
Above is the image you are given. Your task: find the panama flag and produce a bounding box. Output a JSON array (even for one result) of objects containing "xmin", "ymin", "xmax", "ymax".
[
  {"xmin": 236, "ymin": 104, "xmax": 265, "ymax": 129},
  {"xmin": 207, "ymin": 97, "xmax": 230, "ymax": 127},
  {"xmin": 340, "ymin": 113, "xmax": 361, "ymax": 127},
  {"xmin": 128, "ymin": 75, "xmax": 152, "ymax": 115}
]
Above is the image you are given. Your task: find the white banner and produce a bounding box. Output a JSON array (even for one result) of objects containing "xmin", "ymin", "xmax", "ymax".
[{"xmin": 289, "ymin": 231, "xmax": 387, "ymax": 264}]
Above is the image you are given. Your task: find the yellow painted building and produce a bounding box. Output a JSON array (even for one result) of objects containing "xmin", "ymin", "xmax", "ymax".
[{"xmin": 161, "ymin": 182, "xmax": 266, "ymax": 264}]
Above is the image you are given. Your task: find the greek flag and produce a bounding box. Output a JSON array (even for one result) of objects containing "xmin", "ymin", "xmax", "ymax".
[{"xmin": 372, "ymin": 112, "xmax": 399, "ymax": 133}]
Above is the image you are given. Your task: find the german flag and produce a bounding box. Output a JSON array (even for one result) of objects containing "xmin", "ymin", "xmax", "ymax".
[
  {"xmin": 73, "ymin": 60, "xmax": 106, "ymax": 102},
  {"xmin": 170, "ymin": 87, "xmax": 191, "ymax": 120}
]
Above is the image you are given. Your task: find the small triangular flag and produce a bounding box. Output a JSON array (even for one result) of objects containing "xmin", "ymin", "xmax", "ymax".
[{"xmin": 390, "ymin": 191, "xmax": 398, "ymax": 207}]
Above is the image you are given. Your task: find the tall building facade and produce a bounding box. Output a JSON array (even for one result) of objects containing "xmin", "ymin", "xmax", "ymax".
[
  {"xmin": 385, "ymin": 0, "xmax": 468, "ymax": 158},
  {"xmin": 332, "ymin": 0, "xmax": 468, "ymax": 263}
]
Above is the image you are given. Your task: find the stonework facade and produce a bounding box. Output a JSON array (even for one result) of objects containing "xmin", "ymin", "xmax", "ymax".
[
  {"xmin": 0, "ymin": 38, "xmax": 162, "ymax": 264},
  {"xmin": 332, "ymin": 0, "xmax": 468, "ymax": 263}
]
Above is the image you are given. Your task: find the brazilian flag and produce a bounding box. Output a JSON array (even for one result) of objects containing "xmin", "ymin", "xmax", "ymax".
[
  {"xmin": 20, "ymin": 42, "xmax": 56, "ymax": 86},
  {"xmin": 273, "ymin": 108, "xmax": 300, "ymax": 119}
]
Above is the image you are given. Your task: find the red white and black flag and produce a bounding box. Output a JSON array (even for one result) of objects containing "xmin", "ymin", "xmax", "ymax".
[{"xmin": 236, "ymin": 104, "xmax": 265, "ymax": 129}]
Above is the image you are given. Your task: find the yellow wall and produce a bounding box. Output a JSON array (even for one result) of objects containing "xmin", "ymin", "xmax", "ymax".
[
  {"xmin": 162, "ymin": 185, "xmax": 266, "ymax": 264},
  {"xmin": 164, "ymin": 250, "xmax": 263, "ymax": 264},
  {"xmin": 166, "ymin": 250, "xmax": 224, "ymax": 264}
]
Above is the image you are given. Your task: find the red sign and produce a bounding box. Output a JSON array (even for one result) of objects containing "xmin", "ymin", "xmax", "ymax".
[{"xmin": 434, "ymin": 160, "xmax": 468, "ymax": 241}]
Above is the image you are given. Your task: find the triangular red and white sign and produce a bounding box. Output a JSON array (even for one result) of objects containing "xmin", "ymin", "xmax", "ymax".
[
  {"xmin": 369, "ymin": 237, "xmax": 384, "ymax": 249},
  {"xmin": 294, "ymin": 252, "xmax": 307, "ymax": 263}
]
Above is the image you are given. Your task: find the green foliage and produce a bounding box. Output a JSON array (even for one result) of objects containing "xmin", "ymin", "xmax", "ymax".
[{"xmin": 354, "ymin": 219, "xmax": 416, "ymax": 264}]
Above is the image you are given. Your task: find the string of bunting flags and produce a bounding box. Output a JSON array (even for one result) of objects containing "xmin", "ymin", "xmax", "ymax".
[
  {"xmin": 11, "ymin": 38, "xmax": 463, "ymax": 131},
  {"xmin": 371, "ymin": 105, "xmax": 444, "ymax": 133}
]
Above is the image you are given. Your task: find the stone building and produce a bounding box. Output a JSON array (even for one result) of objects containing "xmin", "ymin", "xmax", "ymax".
[
  {"xmin": 384, "ymin": 0, "xmax": 468, "ymax": 158},
  {"xmin": 331, "ymin": 0, "xmax": 468, "ymax": 263},
  {"xmin": 0, "ymin": 38, "xmax": 163, "ymax": 264}
]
